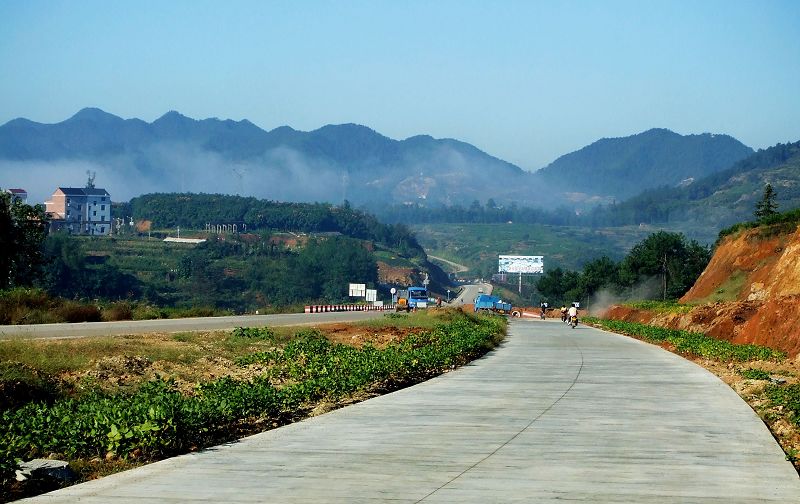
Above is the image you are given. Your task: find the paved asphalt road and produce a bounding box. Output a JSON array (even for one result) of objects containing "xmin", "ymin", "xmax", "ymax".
[
  {"xmin": 0, "ymin": 311, "xmax": 385, "ymax": 340},
  {"xmin": 24, "ymin": 319, "xmax": 800, "ymax": 503}
]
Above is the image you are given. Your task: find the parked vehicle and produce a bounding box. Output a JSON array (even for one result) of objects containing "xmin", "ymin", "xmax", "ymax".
[{"xmin": 473, "ymin": 294, "xmax": 512, "ymax": 314}]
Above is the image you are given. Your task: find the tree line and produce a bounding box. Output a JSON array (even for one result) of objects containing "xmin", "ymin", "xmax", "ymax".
[
  {"xmin": 123, "ymin": 194, "xmax": 425, "ymax": 259},
  {"xmin": 170, "ymin": 234, "xmax": 379, "ymax": 309},
  {"xmin": 532, "ymin": 231, "xmax": 711, "ymax": 307}
]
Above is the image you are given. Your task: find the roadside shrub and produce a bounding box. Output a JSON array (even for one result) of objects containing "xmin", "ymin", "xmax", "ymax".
[
  {"xmin": 740, "ymin": 368, "xmax": 771, "ymax": 380},
  {"xmin": 103, "ymin": 302, "xmax": 134, "ymax": 321},
  {"xmin": 230, "ymin": 326, "xmax": 275, "ymax": 340},
  {"xmin": 56, "ymin": 302, "xmax": 102, "ymax": 323},
  {"xmin": 585, "ymin": 317, "xmax": 785, "ymax": 362},
  {"xmin": 177, "ymin": 307, "xmax": 217, "ymax": 318},
  {"xmin": 0, "ymin": 288, "xmax": 55, "ymax": 324},
  {"xmin": 624, "ymin": 300, "xmax": 693, "ymax": 314},
  {"xmin": 132, "ymin": 305, "xmax": 166, "ymax": 320},
  {"xmin": 7, "ymin": 309, "xmax": 61, "ymax": 325},
  {"xmin": 0, "ymin": 362, "xmax": 61, "ymax": 410},
  {"xmin": 766, "ymin": 384, "xmax": 800, "ymax": 427}
]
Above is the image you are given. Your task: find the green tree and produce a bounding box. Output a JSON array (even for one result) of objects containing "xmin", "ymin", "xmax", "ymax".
[
  {"xmin": 39, "ymin": 234, "xmax": 142, "ymax": 300},
  {"xmin": 618, "ymin": 231, "xmax": 709, "ymax": 299},
  {"xmin": 754, "ymin": 183, "xmax": 778, "ymax": 220},
  {"xmin": 536, "ymin": 267, "xmax": 581, "ymax": 306},
  {"xmin": 0, "ymin": 192, "xmax": 49, "ymax": 289},
  {"xmin": 580, "ymin": 256, "xmax": 620, "ymax": 297}
]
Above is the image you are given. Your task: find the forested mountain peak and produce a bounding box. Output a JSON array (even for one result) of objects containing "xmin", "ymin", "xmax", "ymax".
[
  {"xmin": 535, "ymin": 128, "xmax": 753, "ymax": 201},
  {"xmin": 68, "ymin": 107, "xmax": 123, "ymax": 123}
]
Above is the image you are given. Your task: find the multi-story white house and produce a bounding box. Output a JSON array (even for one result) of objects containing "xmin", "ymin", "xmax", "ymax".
[{"xmin": 45, "ymin": 187, "xmax": 112, "ymax": 235}]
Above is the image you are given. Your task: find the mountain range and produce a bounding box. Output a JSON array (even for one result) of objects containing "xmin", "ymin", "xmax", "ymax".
[
  {"xmin": 596, "ymin": 139, "xmax": 800, "ymax": 241},
  {"xmin": 0, "ymin": 108, "xmax": 756, "ymax": 208}
]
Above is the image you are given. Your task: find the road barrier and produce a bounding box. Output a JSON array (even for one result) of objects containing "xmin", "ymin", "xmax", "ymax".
[{"xmin": 304, "ymin": 304, "xmax": 395, "ymax": 313}]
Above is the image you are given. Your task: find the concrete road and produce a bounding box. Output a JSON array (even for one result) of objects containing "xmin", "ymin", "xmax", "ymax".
[
  {"xmin": 24, "ymin": 320, "xmax": 800, "ymax": 502},
  {"xmin": 427, "ymin": 255, "xmax": 470, "ymax": 274},
  {"xmin": 0, "ymin": 311, "xmax": 385, "ymax": 340},
  {"xmin": 450, "ymin": 283, "xmax": 492, "ymax": 306}
]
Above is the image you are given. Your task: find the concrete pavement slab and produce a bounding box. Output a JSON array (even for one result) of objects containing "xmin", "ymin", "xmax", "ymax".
[{"xmin": 23, "ymin": 320, "xmax": 800, "ymax": 503}]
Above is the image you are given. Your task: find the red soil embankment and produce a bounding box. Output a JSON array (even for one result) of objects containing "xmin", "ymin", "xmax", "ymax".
[
  {"xmin": 682, "ymin": 226, "xmax": 800, "ymax": 302},
  {"xmin": 606, "ymin": 224, "xmax": 800, "ymax": 357}
]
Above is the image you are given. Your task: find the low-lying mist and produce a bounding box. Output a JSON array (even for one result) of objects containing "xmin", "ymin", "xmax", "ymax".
[
  {"xmin": 2, "ymin": 144, "xmax": 356, "ymax": 205},
  {"xmin": 1, "ymin": 141, "xmax": 568, "ymax": 209}
]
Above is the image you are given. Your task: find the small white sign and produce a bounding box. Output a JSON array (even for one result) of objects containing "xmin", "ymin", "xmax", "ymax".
[
  {"xmin": 349, "ymin": 283, "xmax": 366, "ymax": 297},
  {"xmin": 373, "ymin": 300, "xmax": 384, "ymax": 307},
  {"xmin": 366, "ymin": 289, "xmax": 377, "ymax": 302}
]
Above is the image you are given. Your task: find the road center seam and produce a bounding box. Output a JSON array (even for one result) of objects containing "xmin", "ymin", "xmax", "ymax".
[{"xmin": 414, "ymin": 328, "xmax": 586, "ymax": 503}]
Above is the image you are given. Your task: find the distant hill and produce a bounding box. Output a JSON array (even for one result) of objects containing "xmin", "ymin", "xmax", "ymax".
[
  {"xmin": 594, "ymin": 140, "xmax": 800, "ymax": 242},
  {"xmin": 535, "ymin": 128, "xmax": 754, "ymax": 201},
  {"xmin": 0, "ymin": 108, "xmax": 528, "ymax": 206},
  {"xmin": 0, "ymin": 110, "xmax": 755, "ymax": 211}
]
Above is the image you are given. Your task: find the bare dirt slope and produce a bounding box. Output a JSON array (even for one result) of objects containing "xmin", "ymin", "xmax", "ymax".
[{"xmin": 607, "ymin": 223, "xmax": 800, "ymax": 356}]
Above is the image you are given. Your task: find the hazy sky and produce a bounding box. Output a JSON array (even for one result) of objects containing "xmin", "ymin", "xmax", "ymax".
[{"xmin": 1, "ymin": 0, "xmax": 799, "ymax": 170}]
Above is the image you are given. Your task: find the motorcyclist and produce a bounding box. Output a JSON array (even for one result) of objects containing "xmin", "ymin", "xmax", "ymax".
[
  {"xmin": 540, "ymin": 301, "xmax": 548, "ymax": 319},
  {"xmin": 560, "ymin": 305, "xmax": 568, "ymax": 323},
  {"xmin": 568, "ymin": 304, "xmax": 578, "ymax": 327}
]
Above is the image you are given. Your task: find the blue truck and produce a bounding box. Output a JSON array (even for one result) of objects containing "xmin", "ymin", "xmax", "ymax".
[
  {"xmin": 396, "ymin": 286, "xmax": 430, "ymax": 311},
  {"xmin": 473, "ymin": 294, "xmax": 512, "ymax": 314}
]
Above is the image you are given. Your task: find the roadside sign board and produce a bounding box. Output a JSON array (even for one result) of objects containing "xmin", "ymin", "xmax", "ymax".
[
  {"xmin": 349, "ymin": 283, "xmax": 366, "ymax": 297},
  {"xmin": 498, "ymin": 255, "xmax": 544, "ymax": 274}
]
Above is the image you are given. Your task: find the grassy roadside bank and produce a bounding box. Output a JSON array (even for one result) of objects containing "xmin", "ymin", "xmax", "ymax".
[
  {"xmin": 0, "ymin": 288, "xmax": 238, "ymax": 325},
  {"xmin": 585, "ymin": 317, "xmax": 800, "ymax": 473},
  {"xmin": 0, "ymin": 309, "xmax": 506, "ymax": 502}
]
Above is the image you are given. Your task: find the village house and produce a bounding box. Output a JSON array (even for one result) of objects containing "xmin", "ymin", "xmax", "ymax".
[
  {"xmin": 45, "ymin": 187, "xmax": 112, "ymax": 235},
  {"xmin": 5, "ymin": 188, "xmax": 28, "ymax": 203}
]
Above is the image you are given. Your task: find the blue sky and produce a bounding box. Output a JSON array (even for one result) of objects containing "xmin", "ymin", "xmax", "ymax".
[{"xmin": 1, "ymin": 0, "xmax": 798, "ymax": 170}]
